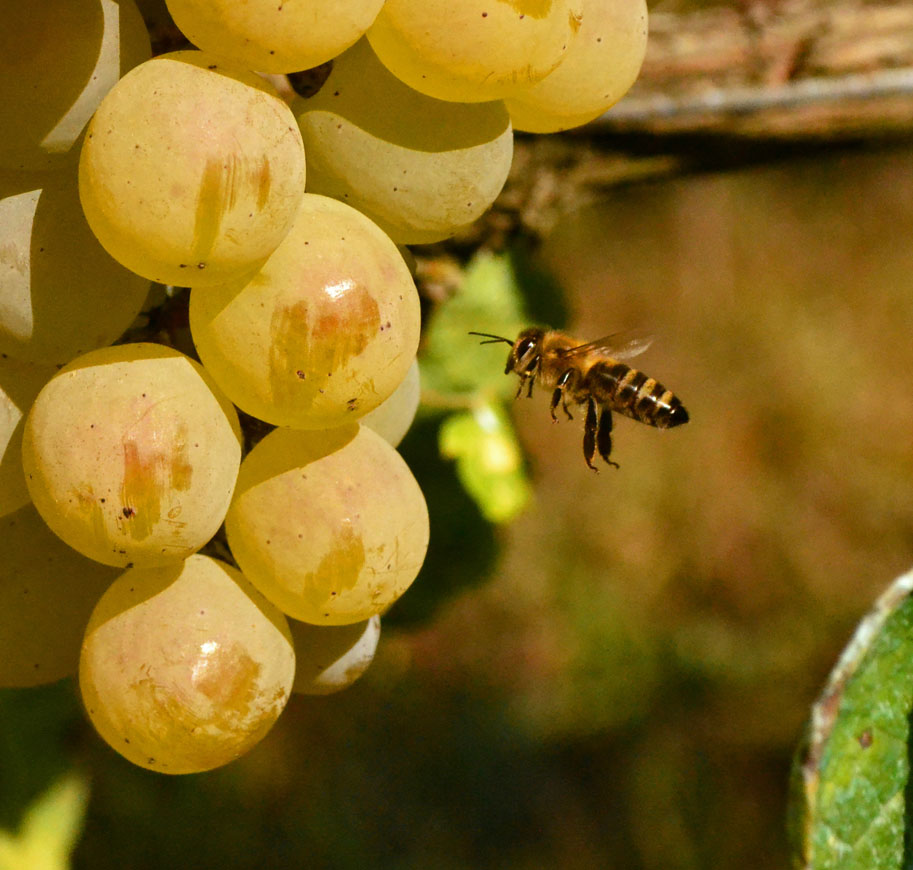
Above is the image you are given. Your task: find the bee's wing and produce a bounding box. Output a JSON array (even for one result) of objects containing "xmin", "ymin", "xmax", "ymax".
[{"xmin": 564, "ymin": 329, "xmax": 654, "ymax": 361}]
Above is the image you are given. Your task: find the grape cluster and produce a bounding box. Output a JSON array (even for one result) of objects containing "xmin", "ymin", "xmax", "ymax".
[{"xmin": 0, "ymin": 0, "xmax": 647, "ymax": 773}]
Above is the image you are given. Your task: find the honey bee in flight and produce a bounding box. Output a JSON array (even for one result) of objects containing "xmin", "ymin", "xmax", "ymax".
[{"xmin": 470, "ymin": 327, "xmax": 689, "ymax": 470}]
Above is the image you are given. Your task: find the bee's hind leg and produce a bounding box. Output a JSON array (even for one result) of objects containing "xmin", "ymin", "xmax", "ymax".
[
  {"xmin": 583, "ymin": 398, "xmax": 599, "ymax": 471},
  {"xmin": 597, "ymin": 407, "xmax": 620, "ymax": 470}
]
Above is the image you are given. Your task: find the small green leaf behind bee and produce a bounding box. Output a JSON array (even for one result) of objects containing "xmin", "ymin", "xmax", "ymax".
[{"xmin": 439, "ymin": 402, "xmax": 532, "ymax": 524}]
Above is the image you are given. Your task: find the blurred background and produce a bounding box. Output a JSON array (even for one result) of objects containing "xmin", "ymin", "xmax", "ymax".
[{"xmin": 5, "ymin": 1, "xmax": 913, "ymax": 868}]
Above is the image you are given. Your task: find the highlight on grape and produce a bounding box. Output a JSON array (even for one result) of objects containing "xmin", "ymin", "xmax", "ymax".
[{"xmin": 1, "ymin": 0, "xmax": 647, "ymax": 773}]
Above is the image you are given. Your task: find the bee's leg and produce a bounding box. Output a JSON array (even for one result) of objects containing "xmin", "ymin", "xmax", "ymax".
[
  {"xmin": 551, "ymin": 370, "xmax": 575, "ymax": 422},
  {"xmin": 596, "ymin": 407, "xmax": 620, "ymax": 469},
  {"xmin": 514, "ymin": 377, "xmax": 526, "ymax": 399},
  {"xmin": 550, "ymin": 387, "xmax": 562, "ymax": 422},
  {"xmin": 583, "ymin": 398, "xmax": 599, "ymax": 472},
  {"xmin": 524, "ymin": 356, "xmax": 541, "ymax": 398}
]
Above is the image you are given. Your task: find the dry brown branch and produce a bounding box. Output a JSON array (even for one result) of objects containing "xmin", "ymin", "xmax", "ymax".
[{"xmin": 597, "ymin": 0, "xmax": 913, "ymax": 138}]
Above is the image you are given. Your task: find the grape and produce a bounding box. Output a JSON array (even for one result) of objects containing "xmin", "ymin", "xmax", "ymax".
[
  {"xmin": 0, "ymin": 169, "xmax": 150, "ymax": 365},
  {"xmin": 294, "ymin": 38, "xmax": 513, "ymax": 244},
  {"xmin": 79, "ymin": 555, "xmax": 295, "ymax": 774},
  {"xmin": 290, "ymin": 615, "xmax": 380, "ymax": 695},
  {"xmin": 0, "ymin": 356, "xmax": 57, "ymax": 518},
  {"xmin": 0, "ymin": 504, "xmax": 118, "ymax": 687},
  {"xmin": 22, "ymin": 344, "xmax": 242, "ymax": 568},
  {"xmin": 0, "ymin": 0, "xmax": 150, "ymax": 171},
  {"xmin": 359, "ymin": 359, "xmax": 420, "ymax": 448},
  {"xmin": 505, "ymin": 0, "xmax": 648, "ymax": 132},
  {"xmin": 166, "ymin": 0, "xmax": 384, "ymax": 75},
  {"xmin": 189, "ymin": 193, "xmax": 421, "ymax": 429},
  {"xmin": 366, "ymin": 0, "xmax": 581, "ymax": 103},
  {"xmin": 225, "ymin": 425, "xmax": 429, "ymax": 625},
  {"xmin": 78, "ymin": 51, "xmax": 306, "ymax": 287}
]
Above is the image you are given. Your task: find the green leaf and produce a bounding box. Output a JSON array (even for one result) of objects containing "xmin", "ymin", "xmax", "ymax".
[
  {"xmin": 439, "ymin": 403, "xmax": 531, "ymax": 524},
  {"xmin": 789, "ymin": 568, "xmax": 913, "ymax": 869},
  {"xmin": 420, "ymin": 251, "xmax": 527, "ymax": 402},
  {"xmin": 0, "ymin": 772, "xmax": 89, "ymax": 870}
]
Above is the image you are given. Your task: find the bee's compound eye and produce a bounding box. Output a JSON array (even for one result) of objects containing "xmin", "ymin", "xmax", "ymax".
[{"xmin": 517, "ymin": 338, "xmax": 536, "ymax": 359}]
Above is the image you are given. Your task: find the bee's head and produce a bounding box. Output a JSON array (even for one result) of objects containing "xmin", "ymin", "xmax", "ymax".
[
  {"xmin": 507, "ymin": 328, "xmax": 544, "ymax": 376},
  {"xmin": 469, "ymin": 328, "xmax": 544, "ymax": 378}
]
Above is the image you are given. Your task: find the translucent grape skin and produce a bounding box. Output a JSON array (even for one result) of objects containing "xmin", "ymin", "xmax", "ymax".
[
  {"xmin": 359, "ymin": 359, "xmax": 420, "ymax": 448},
  {"xmin": 79, "ymin": 555, "xmax": 295, "ymax": 774},
  {"xmin": 0, "ymin": 504, "xmax": 118, "ymax": 687},
  {"xmin": 367, "ymin": 0, "xmax": 581, "ymax": 103},
  {"xmin": 0, "ymin": 0, "xmax": 150, "ymax": 171},
  {"xmin": 0, "ymin": 169, "xmax": 150, "ymax": 365},
  {"xmin": 295, "ymin": 38, "xmax": 513, "ymax": 244},
  {"xmin": 22, "ymin": 344, "xmax": 242, "ymax": 568},
  {"xmin": 290, "ymin": 615, "xmax": 380, "ymax": 695},
  {"xmin": 505, "ymin": 0, "xmax": 648, "ymax": 133},
  {"xmin": 166, "ymin": 0, "xmax": 384, "ymax": 75},
  {"xmin": 189, "ymin": 193, "xmax": 421, "ymax": 430},
  {"xmin": 0, "ymin": 356, "xmax": 57, "ymax": 518},
  {"xmin": 225, "ymin": 425, "xmax": 429, "ymax": 626},
  {"xmin": 79, "ymin": 51, "xmax": 306, "ymax": 287}
]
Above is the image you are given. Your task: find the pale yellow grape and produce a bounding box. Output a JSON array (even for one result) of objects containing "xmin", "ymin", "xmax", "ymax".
[
  {"xmin": 290, "ymin": 615, "xmax": 380, "ymax": 695},
  {"xmin": 0, "ymin": 0, "xmax": 150, "ymax": 171},
  {"xmin": 79, "ymin": 555, "xmax": 295, "ymax": 773},
  {"xmin": 189, "ymin": 194, "xmax": 420, "ymax": 429},
  {"xmin": 22, "ymin": 344, "xmax": 242, "ymax": 568},
  {"xmin": 505, "ymin": 0, "xmax": 647, "ymax": 132},
  {"xmin": 226, "ymin": 425, "xmax": 429, "ymax": 626},
  {"xmin": 367, "ymin": 0, "xmax": 581, "ymax": 103},
  {"xmin": 0, "ymin": 356, "xmax": 57, "ymax": 518},
  {"xmin": 0, "ymin": 170, "xmax": 150, "ymax": 365},
  {"xmin": 166, "ymin": 0, "xmax": 384, "ymax": 75},
  {"xmin": 294, "ymin": 38, "xmax": 513, "ymax": 244},
  {"xmin": 360, "ymin": 359, "xmax": 420, "ymax": 448},
  {"xmin": 79, "ymin": 51, "xmax": 306, "ymax": 287},
  {"xmin": 0, "ymin": 504, "xmax": 118, "ymax": 687}
]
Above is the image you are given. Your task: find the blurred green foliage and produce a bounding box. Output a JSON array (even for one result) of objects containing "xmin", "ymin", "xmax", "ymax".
[{"xmin": 0, "ymin": 772, "xmax": 88, "ymax": 870}]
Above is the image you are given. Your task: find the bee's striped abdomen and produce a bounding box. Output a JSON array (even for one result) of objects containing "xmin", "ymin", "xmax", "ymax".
[{"xmin": 587, "ymin": 362, "xmax": 689, "ymax": 429}]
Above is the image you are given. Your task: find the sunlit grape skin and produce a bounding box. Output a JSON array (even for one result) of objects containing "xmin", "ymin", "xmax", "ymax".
[
  {"xmin": 0, "ymin": 0, "xmax": 150, "ymax": 171},
  {"xmin": 22, "ymin": 344, "xmax": 242, "ymax": 568},
  {"xmin": 505, "ymin": 0, "xmax": 648, "ymax": 132},
  {"xmin": 367, "ymin": 0, "xmax": 581, "ymax": 103},
  {"xmin": 226, "ymin": 425, "xmax": 429, "ymax": 626},
  {"xmin": 0, "ymin": 504, "xmax": 118, "ymax": 687},
  {"xmin": 79, "ymin": 51, "xmax": 305, "ymax": 287},
  {"xmin": 295, "ymin": 38, "xmax": 513, "ymax": 244},
  {"xmin": 166, "ymin": 0, "xmax": 384, "ymax": 74},
  {"xmin": 359, "ymin": 359, "xmax": 420, "ymax": 448},
  {"xmin": 79, "ymin": 555, "xmax": 295, "ymax": 774},
  {"xmin": 189, "ymin": 193, "xmax": 421, "ymax": 430}
]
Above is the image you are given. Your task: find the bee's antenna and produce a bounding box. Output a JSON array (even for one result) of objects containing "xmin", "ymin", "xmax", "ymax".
[{"xmin": 468, "ymin": 331, "xmax": 514, "ymax": 346}]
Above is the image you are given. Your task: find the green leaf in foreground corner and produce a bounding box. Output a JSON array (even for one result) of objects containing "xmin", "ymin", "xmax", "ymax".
[
  {"xmin": 788, "ymin": 567, "xmax": 913, "ymax": 870},
  {"xmin": 0, "ymin": 772, "xmax": 89, "ymax": 870},
  {"xmin": 420, "ymin": 251, "xmax": 527, "ymax": 401},
  {"xmin": 439, "ymin": 403, "xmax": 531, "ymax": 523}
]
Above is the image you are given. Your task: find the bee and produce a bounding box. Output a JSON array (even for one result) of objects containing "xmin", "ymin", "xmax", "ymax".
[{"xmin": 470, "ymin": 327, "xmax": 689, "ymax": 470}]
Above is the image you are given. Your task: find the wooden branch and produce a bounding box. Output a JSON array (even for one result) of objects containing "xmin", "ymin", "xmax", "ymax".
[{"xmin": 594, "ymin": 0, "xmax": 913, "ymax": 139}]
